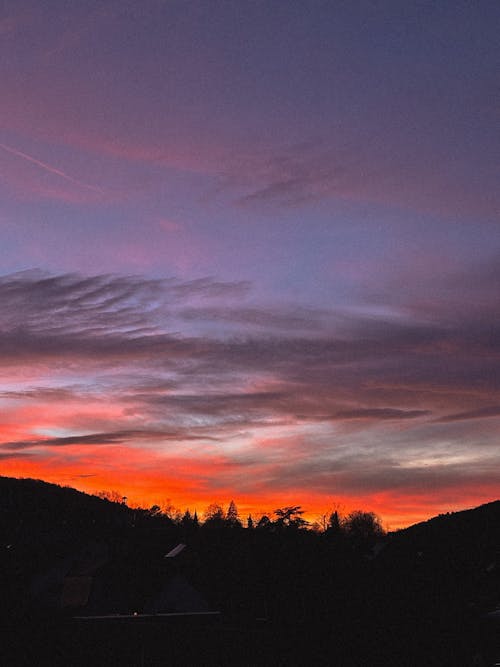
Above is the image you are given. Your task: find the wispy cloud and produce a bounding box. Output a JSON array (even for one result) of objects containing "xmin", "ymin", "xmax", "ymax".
[
  {"xmin": 3, "ymin": 428, "xmax": 219, "ymax": 451},
  {"xmin": 179, "ymin": 304, "xmax": 333, "ymax": 332},
  {"xmin": 218, "ymin": 139, "xmax": 500, "ymax": 218},
  {"xmin": 436, "ymin": 406, "xmax": 500, "ymax": 423},
  {"xmin": 0, "ymin": 141, "xmax": 104, "ymax": 193},
  {"xmin": 0, "ymin": 268, "xmax": 499, "ymax": 522}
]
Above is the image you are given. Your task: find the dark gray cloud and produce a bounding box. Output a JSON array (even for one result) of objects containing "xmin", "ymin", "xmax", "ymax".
[
  {"xmin": 260, "ymin": 458, "xmax": 500, "ymax": 497},
  {"xmin": 221, "ymin": 137, "xmax": 500, "ymax": 218},
  {"xmin": 0, "ymin": 387, "xmax": 78, "ymax": 400},
  {"xmin": 168, "ymin": 277, "xmax": 250, "ymax": 300},
  {"xmin": 333, "ymin": 408, "xmax": 430, "ymax": 421},
  {"xmin": 0, "ymin": 452, "xmax": 32, "ymax": 460},
  {"xmin": 127, "ymin": 387, "xmax": 431, "ymax": 430},
  {"xmin": 222, "ymin": 141, "xmax": 358, "ymax": 207},
  {"xmin": 2, "ymin": 428, "xmax": 220, "ymax": 451},
  {"xmin": 436, "ymin": 405, "xmax": 500, "ymax": 423},
  {"xmin": 2, "ymin": 431, "xmax": 134, "ymax": 450}
]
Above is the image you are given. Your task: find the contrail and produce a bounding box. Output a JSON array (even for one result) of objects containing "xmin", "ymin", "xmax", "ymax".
[{"xmin": 0, "ymin": 141, "xmax": 103, "ymax": 193}]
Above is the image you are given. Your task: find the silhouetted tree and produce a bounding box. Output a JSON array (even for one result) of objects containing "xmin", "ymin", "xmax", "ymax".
[
  {"xmin": 180, "ymin": 509, "xmax": 199, "ymax": 535},
  {"xmin": 96, "ymin": 490, "xmax": 123, "ymax": 504},
  {"xmin": 181, "ymin": 509, "xmax": 193, "ymax": 527},
  {"xmin": 203, "ymin": 503, "xmax": 225, "ymax": 527},
  {"xmin": 274, "ymin": 505, "xmax": 308, "ymax": 529},
  {"xmin": 256, "ymin": 514, "xmax": 271, "ymax": 530},
  {"xmin": 226, "ymin": 500, "xmax": 241, "ymax": 527},
  {"xmin": 327, "ymin": 510, "xmax": 342, "ymax": 536},
  {"xmin": 343, "ymin": 510, "xmax": 384, "ymax": 547},
  {"xmin": 163, "ymin": 499, "xmax": 182, "ymax": 523},
  {"xmin": 311, "ymin": 513, "xmax": 330, "ymax": 532},
  {"xmin": 247, "ymin": 515, "xmax": 254, "ymax": 529}
]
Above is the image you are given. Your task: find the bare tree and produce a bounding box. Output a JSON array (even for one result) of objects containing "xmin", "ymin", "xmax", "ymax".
[
  {"xmin": 163, "ymin": 499, "xmax": 182, "ymax": 523},
  {"xmin": 203, "ymin": 503, "xmax": 225, "ymax": 526},
  {"xmin": 96, "ymin": 490, "xmax": 124, "ymax": 504}
]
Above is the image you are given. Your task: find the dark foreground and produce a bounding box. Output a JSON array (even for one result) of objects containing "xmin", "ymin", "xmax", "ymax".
[
  {"xmin": 1, "ymin": 478, "xmax": 499, "ymax": 665},
  {"xmin": 2, "ymin": 608, "xmax": 499, "ymax": 666}
]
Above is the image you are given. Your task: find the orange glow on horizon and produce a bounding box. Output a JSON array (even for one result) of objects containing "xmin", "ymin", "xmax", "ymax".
[{"xmin": 1, "ymin": 454, "xmax": 497, "ymax": 530}]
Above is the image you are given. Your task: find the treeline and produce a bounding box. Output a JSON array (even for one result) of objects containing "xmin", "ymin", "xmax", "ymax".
[{"xmin": 96, "ymin": 491, "xmax": 385, "ymax": 543}]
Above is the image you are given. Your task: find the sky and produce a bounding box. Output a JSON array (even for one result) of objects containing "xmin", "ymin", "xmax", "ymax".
[{"xmin": 0, "ymin": 1, "xmax": 499, "ymax": 528}]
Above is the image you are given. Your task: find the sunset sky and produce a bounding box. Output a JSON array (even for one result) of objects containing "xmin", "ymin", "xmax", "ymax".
[{"xmin": 1, "ymin": 1, "xmax": 499, "ymax": 528}]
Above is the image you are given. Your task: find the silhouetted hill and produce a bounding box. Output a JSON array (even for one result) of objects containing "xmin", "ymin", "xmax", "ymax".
[
  {"xmin": 0, "ymin": 475, "xmax": 131, "ymax": 527},
  {"xmin": 384, "ymin": 500, "xmax": 500, "ymax": 609},
  {"xmin": 0, "ymin": 477, "xmax": 125, "ymax": 619},
  {"xmin": 395, "ymin": 499, "xmax": 500, "ymax": 545},
  {"xmin": 0, "ymin": 477, "xmax": 129, "ymax": 576},
  {"xmin": 365, "ymin": 501, "xmax": 500, "ymax": 665}
]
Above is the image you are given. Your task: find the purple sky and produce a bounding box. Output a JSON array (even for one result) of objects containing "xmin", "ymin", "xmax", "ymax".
[{"xmin": 0, "ymin": 1, "xmax": 499, "ymax": 526}]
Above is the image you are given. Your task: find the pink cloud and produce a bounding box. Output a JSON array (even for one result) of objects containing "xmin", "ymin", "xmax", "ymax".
[{"xmin": 0, "ymin": 269, "xmax": 499, "ymax": 527}]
